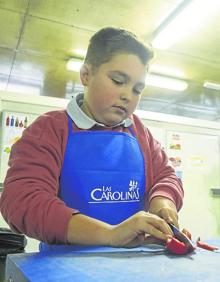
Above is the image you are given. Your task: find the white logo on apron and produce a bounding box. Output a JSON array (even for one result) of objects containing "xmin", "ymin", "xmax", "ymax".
[{"xmin": 89, "ymin": 180, "xmax": 140, "ymax": 203}]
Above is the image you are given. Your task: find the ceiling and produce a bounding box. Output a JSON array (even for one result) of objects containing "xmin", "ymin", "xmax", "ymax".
[{"xmin": 0, "ymin": 0, "xmax": 220, "ymax": 121}]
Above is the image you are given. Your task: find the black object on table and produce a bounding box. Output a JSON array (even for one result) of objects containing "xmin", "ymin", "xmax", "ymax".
[{"xmin": 0, "ymin": 228, "xmax": 27, "ymax": 282}]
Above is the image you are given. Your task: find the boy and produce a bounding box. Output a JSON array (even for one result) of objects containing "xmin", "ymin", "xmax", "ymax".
[{"xmin": 0, "ymin": 27, "xmax": 183, "ymax": 248}]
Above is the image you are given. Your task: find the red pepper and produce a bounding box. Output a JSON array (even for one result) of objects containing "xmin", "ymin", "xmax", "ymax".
[
  {"xmin": 196, "ymin": 237, "xmax": 218, "ymax": 251},
  {"xmin": 166, "ymin": 237, "xmax": 189, "ymax": 255}
]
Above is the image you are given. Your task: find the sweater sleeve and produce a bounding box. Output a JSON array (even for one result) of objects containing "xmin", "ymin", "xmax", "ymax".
[
  {"xmin": 131, "ymin": 114, "xmax": 184, "ymax": 211},
  {"xmin": 0, "ymin": 111, "xmax": 76, "ymax": 244}
]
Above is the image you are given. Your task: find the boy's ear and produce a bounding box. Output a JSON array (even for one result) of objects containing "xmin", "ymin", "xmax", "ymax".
[{"xmin": 80, "ymin": 64, "xmax": 91, "ymax": 86}]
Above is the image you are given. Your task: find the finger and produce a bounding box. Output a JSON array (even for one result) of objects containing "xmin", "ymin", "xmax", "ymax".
[
  {"xmin": 168, "ymin": 215, "xmax": 179, "ymax": 228},
  {"xmin": 146, "ymin": 223, "xmax": 173, "ymax": 241},
  {"xmin": 165, "ymin": 214, "xmax": 179, "ymax": 228},
  {"xmin": 143, "ymin": 234, "xmax": 166, "ymax": 246},
  {"xmin": 129, "ymin": 211, "xmax": 173, "ymax": 241},
  {"xmin": 146, "ymin": 214, "xmax": 173, "ymax": 237},
  {"xmin": 182, "ymin": 228, "xmax": 192, "ymax": 240},
  {"xmin": 124, "ymin": 234, "xmax": 145, "ymax": 248},
  {"xmin": 159, "ymin": 209, "xmax": 179, "ymax": 228}
]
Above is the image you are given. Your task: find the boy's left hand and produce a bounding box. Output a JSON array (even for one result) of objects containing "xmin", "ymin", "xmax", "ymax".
[{"xmin": 149, "ymin": 196, "xmax": 179, "ymax": 227}]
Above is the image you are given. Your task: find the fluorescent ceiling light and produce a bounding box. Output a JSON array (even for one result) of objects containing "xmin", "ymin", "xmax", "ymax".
[
  {"xmin": 146, "ymin": 74, "xmax": 188, "ymax": 91},
  {"xmin": 66, "ymin": 59, "xmax": 83, "ymax": 72},
  {"xmin": 203, "ymin": 81, "xmax": 220, "ymax": 91},
  {"xmin": 149, "ymin": 64, "xmax": 185, "ymax": 78},
  {"xmin": 152, "ymin": 0, "xmax": 220, "ymax": 49},
  {"xmin": 75, "ymin": 49, "xmax": 86, "ymax": 57}
]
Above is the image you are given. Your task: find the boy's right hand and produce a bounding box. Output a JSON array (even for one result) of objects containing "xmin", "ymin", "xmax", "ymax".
[
  {"xmin": 110, "ymin": 211, "xmax": 173, "ymax": 248},
  {"xmin": 67, "ymin": 212, "xmax": 173, "ymax": 247}
]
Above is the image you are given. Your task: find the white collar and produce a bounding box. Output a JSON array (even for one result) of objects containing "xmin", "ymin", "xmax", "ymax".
[{"xmin": 66, "ymin": 93, "xmax": 133, "ymax": 129}]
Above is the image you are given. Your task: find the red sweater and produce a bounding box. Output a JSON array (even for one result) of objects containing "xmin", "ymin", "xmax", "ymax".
[{"xmin": 0, "ymin": 110, "xmax": 183, "ymax": 243}]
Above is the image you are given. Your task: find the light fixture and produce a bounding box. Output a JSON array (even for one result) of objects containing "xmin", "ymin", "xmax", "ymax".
[
  {"xmin": 75, "ymin": 49, "xmax": 87, "ymax": 57},
  {"xmin": 146, "ymin": 74, "xmax": 188, "ymax": 91},
  {"xmin": 66, "ymin": 59, "xmax": 83, "ymax": 72},
  {"xmin": 203, "ymin": 81, "xmax": 220, "ymax": 91},
  {"xmin": 152, "ymin": 0, "xmax": 220, "ymax": 49},
  {"xmin": 149, "ymin": 64, "xmax": 185, "ymax": 79}
]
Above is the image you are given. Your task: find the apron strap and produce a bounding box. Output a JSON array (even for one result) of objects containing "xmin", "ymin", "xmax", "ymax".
[
  {"xmin": 128, "ymin": 126, "xmax": 136, "ymax": 137},
  {"xmin": 68, "ymin": 115, "xmax": 73, "ymax": 131}
]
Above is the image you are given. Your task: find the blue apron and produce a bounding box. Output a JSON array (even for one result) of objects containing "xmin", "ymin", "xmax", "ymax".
[{"xmin": 40, "ymin": 116, "xmax": 146, "ymax": 251}]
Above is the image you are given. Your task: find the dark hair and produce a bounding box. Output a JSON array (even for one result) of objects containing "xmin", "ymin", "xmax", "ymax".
[{"xmin": 84, "ymin": 27, "xmax": 153, "ymax": 70}]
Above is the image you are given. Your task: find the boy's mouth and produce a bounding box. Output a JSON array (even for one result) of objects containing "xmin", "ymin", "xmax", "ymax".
[{"xmin": 113, "ymin": 105, "xmax": 127, "ymax": 113}]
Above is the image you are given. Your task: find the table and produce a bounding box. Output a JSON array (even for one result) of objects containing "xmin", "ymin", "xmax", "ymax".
[{"xmin": 6, "ymin": 239, "xmax": 220, "ymax": 282}]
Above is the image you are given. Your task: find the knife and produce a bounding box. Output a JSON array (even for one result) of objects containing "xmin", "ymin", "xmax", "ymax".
[{"xmin": 168, "ymin": 223, "xmax": 195, "ymax": 252}]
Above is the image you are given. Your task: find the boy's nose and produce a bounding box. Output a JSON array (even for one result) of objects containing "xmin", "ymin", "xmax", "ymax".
[{"xmin": 120, "ymin": 88, "xmax": 133, "ymax": 101}]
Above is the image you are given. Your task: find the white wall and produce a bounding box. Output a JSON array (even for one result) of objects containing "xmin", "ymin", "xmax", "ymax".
[{"xmin": 137, "ymin": 110, "xmax": 220, "ymax": 239}]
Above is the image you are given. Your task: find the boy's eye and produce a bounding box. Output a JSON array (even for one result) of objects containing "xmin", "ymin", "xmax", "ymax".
[
  {"xmin": 134, "ymin": 89, "xmax": 141, "ymax": 95},
  {"xmin": 112, "ymin": 78, "xmax": 124, "ymax": 85},
  {"xmin": 133, "ymin": 88, "xmax": 143, "ymax": 95}
]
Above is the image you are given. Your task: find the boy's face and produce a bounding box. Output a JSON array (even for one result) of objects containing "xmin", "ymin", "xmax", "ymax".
[{"xmin": 80, "ymin": 53, "xmax": 146, "ymax": 127}]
